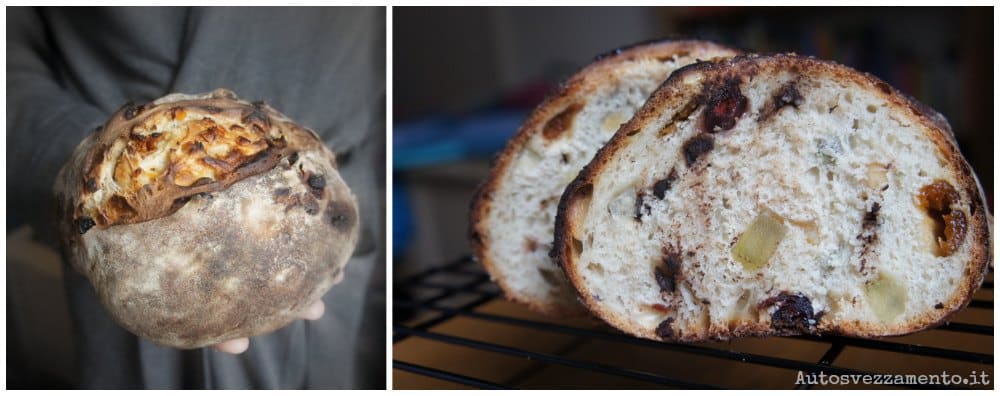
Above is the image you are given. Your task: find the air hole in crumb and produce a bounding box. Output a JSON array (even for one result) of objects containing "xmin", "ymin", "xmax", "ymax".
[
  {"xmin": 848, "ymin": 135, "xmax": 860, "ymax": 151},
  {"xmin": 808, "ymin": 167, "xmax": 821, "ymax": 184},
  {"xmin": 586, "ymin": 262, "xmax": 604, "ymax": 274},
  {"xmin": 866, "ymin": 104, "xmax": 877, "ymax": 113},
  {"xmin": 732, "ymin": 290, "xmax": 753, "ymax": 319},
  {"xmin": 852, "ymin": 119, "xmax": 859, "ymax": 130},
  {"xmin": 542, "ymin": 103, "xmax": 584, "ymax": 140},
  {"xmin": 918, "ymin": 170, "xmax": 927, "ymax": 177},
  {"xmin": 572, "ymin": 238, "xmax": 584, "ymax": 255},
  {"xmin": 537, "ymin": 268, "xmax": 561, "ymax": 286}
]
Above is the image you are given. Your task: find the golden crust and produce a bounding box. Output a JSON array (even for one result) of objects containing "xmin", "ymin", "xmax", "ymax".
[
  {"xmin": 469, "ymin": 40, "xmax": 742, "ymax": 317},
  {"xmin": 70, "ymin": 89, "xmax": 325, "ymax": 230},
  {"xmin": 553, "ymin": 54, "xmax": 992, "ymax": 341}
]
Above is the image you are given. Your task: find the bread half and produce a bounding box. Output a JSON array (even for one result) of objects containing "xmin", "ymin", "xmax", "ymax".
[
  {"xmin": 470, "ymin": 40, "xmax": 741, "ymax": 315},
  {"xmin": 554, "ymin": 54, "xmax": 992, "ymax": 340}
]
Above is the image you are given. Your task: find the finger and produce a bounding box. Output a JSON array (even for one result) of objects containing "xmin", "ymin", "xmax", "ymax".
[
  {"xmin": 211, "ymin": 338, "xmax": 250, "ymax": 354},
  {"xmin": 300, "ymin": 299, "xmax": 325, "ymax": 320}
]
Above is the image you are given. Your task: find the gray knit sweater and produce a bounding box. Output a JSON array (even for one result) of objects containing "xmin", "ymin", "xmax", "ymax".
[{"xmin": 7, "ymin": 6, "xmax": 385, "ymax": 389}]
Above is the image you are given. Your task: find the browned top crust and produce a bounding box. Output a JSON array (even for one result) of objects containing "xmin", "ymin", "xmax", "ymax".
[
  {"xmin": 468, "ymin": 39, "xmax": 742, "ymax": 316},
  {"xmin": 64, "ymin": 89, "xmax": 325, "ymax": 233},
  {"xmin": 553, "ymin": 53, "xmax": 992, "ymax": 339}
]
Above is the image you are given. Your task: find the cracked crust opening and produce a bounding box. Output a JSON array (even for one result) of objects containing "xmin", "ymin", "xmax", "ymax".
[{"xmin": 72, "ymin": 89, "xmax": 324, "ymax": 231}]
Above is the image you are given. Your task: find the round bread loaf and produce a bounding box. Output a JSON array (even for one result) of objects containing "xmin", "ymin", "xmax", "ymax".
[{"xmin": 54, "ymin": 89, "xmax": 359, "ymax": 349}]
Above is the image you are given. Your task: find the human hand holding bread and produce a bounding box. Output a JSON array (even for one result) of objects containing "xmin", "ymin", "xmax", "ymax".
[{"xmin": 212, "ymin": 299, "xmax": 325, "ymax": 354}]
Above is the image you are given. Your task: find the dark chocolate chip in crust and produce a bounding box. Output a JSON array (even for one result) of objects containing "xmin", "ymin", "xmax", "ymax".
[
  {"xmin": 122, "ymin": 102, "xmax": 147, "ymax": 120},
  {"xmin": 326, "ymin": 200, "xmax": 356, "ymax": 232},
  {"xmin": 682, "ymin": 133, "xmax": 714, "ymax": 167},
  {"xmin": 655, "ymin": 251, "xmax": 682, "ymax": 294},
  {"xmin": 129, "ymin": 129, "xmax": 148, "ymax": 141},
  {"xmin": 654, "ymin": 267, "xmax": 675, "ymax": 294},
  {"xmin": 934, "ymin": 302, "xmax": 944, "ymax": 309},
  {"xmin": 862, "ymin": 202, "xmax": 881, "ymax": 230},
  {"xmin": 273, "ymin": 187, "xmax": 291, "ymax": 198},
  {"xmin": 652, "ymin": 168, "xmax": 678, "ymax": 199},
  {"xmin": 702, "ymin": 77, "xmax": 747, "ymax": 133},
  {"xmin": 75, "ymin": 217, "xmax": 96, "ymax": 234},
  {"xmin": 774, "ymin": 82, "xmax": 803, "ymax": 109},
  {"xmin": 760, "ymin": 292, "xmax": 817, "ymax": 333},
  {"xmin": 83, "ymin": 178, "xmax": 98, "ymax": 193},
  {"xmin": 306, "ymin": 174, "xmax": 326, "ymax": 198},
  {"xmin": 633, "ymin": 192, "xmax": 650, "ymax": 222},
  {"xmin": 655, "ymin": 317, "xmax": 676, "ymax": 339},
  {"xmin": 857, "ymin": 202, "xmax": 882, "ymax": 270},
  {"xmin": 758, "ymin": 82, "xmax": 803, "ymax": 122},
  {"xmin": 307, "ymin": 174, "xmax": 326, "ymax": 190}
]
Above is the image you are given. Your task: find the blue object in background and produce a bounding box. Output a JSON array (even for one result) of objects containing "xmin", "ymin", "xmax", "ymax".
[
  {"xmin": 392, "ymin": 110, "xmax": 528, "ymax": 258},
  {"xmin": 392, "ymin": 182, "xmax": 413, "ymax": 259},
  {"xmin": 393, "ymin": 110, "xmax": 528, "ymax": 170}
]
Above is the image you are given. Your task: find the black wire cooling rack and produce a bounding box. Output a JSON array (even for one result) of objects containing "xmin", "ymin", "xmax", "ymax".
[{"xmin": 393, "ymin": 255, "xmax": 994, "ymax": 389}]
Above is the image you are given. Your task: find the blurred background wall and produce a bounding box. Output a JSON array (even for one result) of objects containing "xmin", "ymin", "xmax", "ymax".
[{"xmin": 392, "ymin": 6, "xmax": 992, "ymax": 280}]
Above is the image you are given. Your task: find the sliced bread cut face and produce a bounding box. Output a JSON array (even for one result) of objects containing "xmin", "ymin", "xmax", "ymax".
[
  {"xmin": 555, "ymin": 54, "xmax": 992, "ymax": 340},
  {"xmin": 470, "ymin": 40, "xmax": 742, "ymax": 315}
]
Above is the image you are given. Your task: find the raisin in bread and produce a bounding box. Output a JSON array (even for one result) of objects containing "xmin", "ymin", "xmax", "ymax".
[
  {"xmin": 554, "ymin": 54, "xmax": 992, "ymax": 340},
  {"xmin": 470, "ymin": 40, "xmax": 741, "ymax": 315}
]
